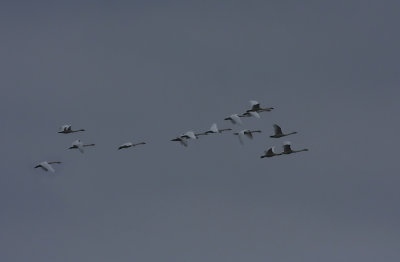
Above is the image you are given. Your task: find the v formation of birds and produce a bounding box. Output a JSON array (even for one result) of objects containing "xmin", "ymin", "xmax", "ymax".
[{"xmin": 34, "ymin": 100, "xmax": 309, "ymax": 173}]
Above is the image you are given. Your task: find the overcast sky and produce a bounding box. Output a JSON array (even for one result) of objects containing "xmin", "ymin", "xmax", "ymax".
[{"xmin": 1, "ymin": 1, "xmax": 400, "ymax": 261}]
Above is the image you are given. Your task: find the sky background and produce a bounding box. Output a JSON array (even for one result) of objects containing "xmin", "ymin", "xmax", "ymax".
[{"xmin": 1, "ymin": 1, "xmax": 400, "ymax": 261}]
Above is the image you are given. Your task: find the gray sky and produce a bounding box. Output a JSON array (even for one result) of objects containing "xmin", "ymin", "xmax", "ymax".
[{"xmin": 1, "ymin": 1, "xmax": 400, "ymax": 261}]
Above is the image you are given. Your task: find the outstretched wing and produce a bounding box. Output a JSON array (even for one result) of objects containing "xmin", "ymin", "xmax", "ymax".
[
  {"xmin": 184, "ymin": 131, "xmax": 197, "ymax": 140},
  {"xmin": 180, "ymin": 139, "xmax": 188, "ymax": 147},
  {"xmin": 273, "ymin": 124, "xmax": 283, "ymax": 135},
  {"xmin": 42, "ymin": 162, "xmax": 55, "ymax": 173},
  {"xmin": 249, "ymin": 111, "xmax": 260, "ymax": 119},
  {"xmin": 210, "ymin": 123, "xmax": 218, "ymax": 133},
  {"xmin": 249, "ymin": 100, "xmax": 260, "ymax": 110},
  {"xmin": 231, "ymin": 114, "xmax": 243, "ymax": 125},
  {"xmin": 238, "ymin": 132, "xmax": 245, "ymax": 145},
  {"xmin": 283, "ymin": 141, "xmax": 292, "ymax": 153},
  {"xmin": 265, "ymin": 147, "xmax": 274, "ymax": 156}
]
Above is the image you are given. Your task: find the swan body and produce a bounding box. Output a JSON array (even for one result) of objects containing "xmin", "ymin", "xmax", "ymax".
[
  {"xmin": 247, "ymin": 100, "xmax": 274, "ymax": 112},
  {"xmin": 260, "ymin": 147, "xmax": 282, "ymax": 158},
  {"xmin": 281, "ymin": 141, "xmax": 308, "ymax": 154},
  {"xmin": 68, "ymin": 139, "xmax": 95, "ymax": 153},
  {"xmin": 118, "ymin": 142, "xmax": 146, "ymax": 150},
  {"xmin": 224, "ymin": 114, "xmax": 243, "ymax": 125},
  {"xmin": 270, "ymin": 124, "xmax": 297, "ymax": 138},
  {"xmin": 58, "ymin": 125, "xmax": 85, "ymax": 134},
  {"xmin": 34, "ymin": 161, "xmax": 61, "ymax": 172}
]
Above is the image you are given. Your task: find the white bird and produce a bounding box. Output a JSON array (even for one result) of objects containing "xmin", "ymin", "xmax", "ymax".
[
  {"xmin": 270, "ymin": 124, "xmax": 297, "ymax": 138},
  {"xmin": 34, "ymin": 161, "xmax": 61, "ymax": 173},
  {"xmin": 196, "ymin": 123, "xmax": 232, "ymax": 136},
  {"xmin": 171, "ymin": 130, "xmax": 197, "ymax": 147},
  {"xmin": 246, "ymin": 100, "xmax": 274, "ymax": 113},
  {"xmin": 260, "ymin": 147, "xmax": 282, "ymax": 158},
  {"xmin": 240, "ymin": 111, "xmax": 261, "ymax": 119},
  {"xmin": 181, "ymin": 131, "xmax": 197, "ymax": 140},
  {"xmin": 68, "ymin": 139, "xmax": 95, "ymax": 153},
  {"xmin": 58, "ymin": 124, "xmax": 85, "ymax": 134},
  {"xmin": 224, "ymin": 114, "xmax": 243, "ymax": 125},
  {"xmin": 118, "ymin": 142, "xmax": 146, "ymax": 150},
  {"xmin": 281, "ymin": 141, "xmax": 309, "ymax": 154},
  {"xmin": 233, "ymin": 129, "xmax": 262, "ymax": 144}
]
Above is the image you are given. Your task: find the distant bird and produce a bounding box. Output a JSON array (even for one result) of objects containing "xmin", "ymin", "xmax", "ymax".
[
  {"xmin": 260, "ymin": 147, "xmax": 282, "ymax": 158},
  {"xmin": 171, "ymin": 137, "xmax": 189, "ymax": 147},
  {"xmin": 180, "ymin": 131, "xmax": 197, "ymax": 140},
  {"xmin": 240, "ymin": 111, "xmax": 261, "ymax": 119},
  {"xmin": 58, "ymin": 125, "xmax": 85, "ymax": 134},
  {"xmin": 118, "ymin": 142, "xmax": 146, "ymax": 150},
  {"xmin": 270, "ymin": 124, "xmax": 297, "ymax": 138},
  {"xmin": 281, "ymin": 141, "xmax": 308, "ymax": 154},
  {"xmin": 196, "ymin": 123, "xmax": 232, "ymax": 136},
  {"xmin": 246, "ymin": 100, "xmax": 274, "ymax": 113},
  {"xmin": 224, "ymin": 114, "xmax": 243, "ymax": 125},
  {"xmin": 233, "ymin": 129, "xmax": 262, "ymax": 144},
  {"xmin": 68, "ymin": 139, "xmax": 95, "ymax": 153},
  {"xmin": 34, "ymin": 161, "xmax": 61, "ymax": 173}
]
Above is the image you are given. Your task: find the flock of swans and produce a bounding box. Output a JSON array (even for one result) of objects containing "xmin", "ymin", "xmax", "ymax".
[{"xmin": 34, "ymin": 100, "xmax": 308, "ymax": 173}]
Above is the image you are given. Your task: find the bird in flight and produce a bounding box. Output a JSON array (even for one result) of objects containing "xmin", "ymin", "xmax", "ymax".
[
  {"xmin": 260, "ymin": 147, "xmax": 282, "ymax": 158},
  {"xmin": 68, "ymin": 139, "xmax": 95, "ymax": 153},
  {"xmin": 281, "ymin": 141, "xmax": 308, "ymax": 154},
  {"xmin": 270, "ymin": 124, "xmax": 297, "ymax": 138},
  {"xmin": 118, "ymin": 142, "xmax": 146, "ymax": 150},
  {"xmin": 34, "ymin": 161, "xmax": 61, "ymax": 173},
  {"xmin": 224, "ymin": 114, "xmax": 243, "ymax": 125},
  {"xmin": 58, "ymin": 125, "xmax": 85, "ymax": 134}
]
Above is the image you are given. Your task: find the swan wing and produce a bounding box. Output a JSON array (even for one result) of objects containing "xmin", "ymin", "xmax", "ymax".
[
  {"xmin": 231, "ymin": 114, "xmax": 242, "ymax": 125},
  {"xmin": 238, "ymin": 130, "xmax": 246, "ymax": 145},
  {"xmin": 273, "ymin": 124, "xmax": 283, "ymax": 135},
  {"xmin": 180, "ymin": 139, "xmax": 188, "ymax": 147},
  {"xmin": 249, "ymin": 111, "xmax": 260, "ymax": 119},
  {"xmin": 249, "ymin": 100, "xmax": 260, "ymax": 110},
  {"xmin": 283, "ymin": 141, "xmax": 292, "ymax": 153},
  {"xmin": 184, "ymin": 131, "xmax": 197, "ymax": 140},
  {"xmin": 78, "ymin": 145, "xmax": 84, "ymax": 153},
  {"xmin": 42, "ymin": 162, "xmax": 55, "ymax": 173},
  {"xmin": 61, "ymin": 124, "xmax": 71, "ymax": 131},
  {"xmin": 210, "ymin": 123, "xmax": 218, "ymax": 133}
]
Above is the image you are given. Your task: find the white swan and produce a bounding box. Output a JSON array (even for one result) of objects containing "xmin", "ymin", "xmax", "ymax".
[
  {"xmin": 270, "ymin": 124, "xmax": 297, "ymax": 138},
  {"xmin": 224, "ymin": 114, "xmax": 243, "ymax": 125},
  {"xmin": 180, "ymin": 131, "xmax": 197, "ymax": 140},
  {"xmin": 281, "ymin": 141, "xmax": 308, "ymax": 154},
  {"xmin": 118, "ymin": 142, "xmax": 146, "ymax": 150},
  {"xmin": 68, "ymin": 139, "xmax": 95, "ymax": 153},
  {"xmin": 58, "ymin": 125, "xmax": 85, "ymax": 134},
  {"xmin": 247, "ymin": 100, "xmax": 274, "ymax": 113},
  {"xmin": 260, "ymin": 147, "xmax": 282, "ymax": 158},
  {"xmin": 34, "ymin": 161, "xmax": 61, "ymax": 172}
]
